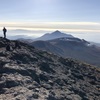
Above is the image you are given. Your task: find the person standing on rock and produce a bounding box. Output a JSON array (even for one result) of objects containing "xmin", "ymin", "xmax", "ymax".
[{"xmin": 3, "ymin": 27, "xmax": 7, "ymax": 38}]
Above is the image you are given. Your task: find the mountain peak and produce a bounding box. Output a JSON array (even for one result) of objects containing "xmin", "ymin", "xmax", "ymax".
[
  {"xmin": 52, "ymin": 30, "xmax": 61, "ymax": 33},
  {"xmin": 35, "ymin": 30, "xmax": 74, "ymax": 41},
  {"xmin": 51, "ymin": 30, "xmax": 65, "ymax": 35}
]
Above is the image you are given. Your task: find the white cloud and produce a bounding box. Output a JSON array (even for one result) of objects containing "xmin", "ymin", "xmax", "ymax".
[{"xmin": 0, "ymin": 21, "xmax": 100, "ymax": 33}]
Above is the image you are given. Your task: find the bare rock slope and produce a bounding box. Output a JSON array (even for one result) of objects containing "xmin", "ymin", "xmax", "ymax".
[{"xmin": 0, "ymin": 37, "xmax": 100, "ymax": 100}]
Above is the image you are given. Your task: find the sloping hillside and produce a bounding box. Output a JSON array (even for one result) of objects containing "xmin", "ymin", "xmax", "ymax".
[
  {"xmin": 0, "ymin": 37, "xmax": 100, "ymax": 100},
  {"xmin": 31, "ymin": 37, "xmax": 100, "ymax": 67}
]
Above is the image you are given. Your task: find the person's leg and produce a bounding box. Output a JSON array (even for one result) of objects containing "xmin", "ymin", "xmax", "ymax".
[{"xmin": 4, "ymin": 32, "xmax": 6, "ymax": 38}]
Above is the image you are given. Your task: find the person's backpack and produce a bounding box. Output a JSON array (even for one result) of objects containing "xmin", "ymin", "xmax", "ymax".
[{"xmin": 6, "ymin": 44, "xmax": 10, "ymax": 51}]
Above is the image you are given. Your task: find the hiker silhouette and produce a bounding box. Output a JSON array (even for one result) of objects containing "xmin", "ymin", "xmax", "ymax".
[{"xmin": 3, "ymin": 27, "xmax": 7, "ymax": 38}]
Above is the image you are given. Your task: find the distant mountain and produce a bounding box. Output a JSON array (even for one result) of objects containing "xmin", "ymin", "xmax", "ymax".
[
  {"xmin": 34, "ymin": 30, "xmax": 74, "ymax": 41},
  {"xmin": 90, "ymin": 42, "xmax": 100, "ymax": 47},
  {"xmin": 31, "ymin": 37, "xmax": 100, "ymax": 67},
  {"xmin": 10, "ymin": 29, "xmax": 32, "ymax": 33},
  {"xmin": 8, "ymin": 35, "xmax": 35, "ymax": 40}
]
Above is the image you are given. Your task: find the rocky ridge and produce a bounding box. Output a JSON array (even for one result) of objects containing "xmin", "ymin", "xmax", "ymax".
[{"xmin": 0, "ymin": 37, "xmax": 100, "ymax": 100}]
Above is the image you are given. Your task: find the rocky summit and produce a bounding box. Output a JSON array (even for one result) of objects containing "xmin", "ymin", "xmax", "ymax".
[{"xmin": 0, "ymin": 37, "xmax": 100, "ymax": 100}]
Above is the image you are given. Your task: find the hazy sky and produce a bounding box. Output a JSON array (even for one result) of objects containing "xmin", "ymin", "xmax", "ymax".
[{"xmin": 0, "ymin": 0, "xmax": 100, "ymax": 42}]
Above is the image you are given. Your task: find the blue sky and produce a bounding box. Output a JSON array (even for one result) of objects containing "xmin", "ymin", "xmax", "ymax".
[
  {"xmin": 0, "ymin": 0, "xmax": 100, "ymax": 22},
  {"xmin": 0, "ymin": 0, "xmax": 100, "ymax": 42}
]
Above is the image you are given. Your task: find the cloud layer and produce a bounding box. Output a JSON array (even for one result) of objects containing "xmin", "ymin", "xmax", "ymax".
[{"xmin": 0, "ymin": 21, "xmax": 100, "ymax": 33}]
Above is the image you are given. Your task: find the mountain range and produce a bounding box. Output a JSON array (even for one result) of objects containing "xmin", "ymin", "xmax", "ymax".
[
  {"xmin": 28, "ymin": 31, "xmax": 100, "ymax": 67},
  {"xmin": 0, "ymin": 37, "xmax": 100, "ymax": 100}
]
